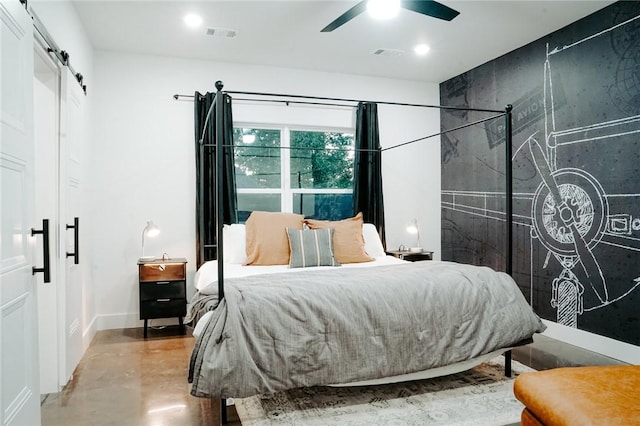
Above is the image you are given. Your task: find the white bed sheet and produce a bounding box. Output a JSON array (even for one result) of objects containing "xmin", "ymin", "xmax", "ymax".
[{"xmin": 194, "ymin": 255, "xmax": 407, "ymax": 295}]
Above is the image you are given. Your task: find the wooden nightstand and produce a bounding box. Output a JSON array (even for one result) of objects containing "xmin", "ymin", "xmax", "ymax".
[
  {"xmin": 386, "ymin": 250, "xmax": 433, "ymax": 262},
  {"xmin": 138, "ymin": 258, "xmax": 187, "ymax": 338}
]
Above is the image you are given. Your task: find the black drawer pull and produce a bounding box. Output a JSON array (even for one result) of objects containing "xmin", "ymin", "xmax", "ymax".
[
  {"xmin": 156, "ymin": 281, "xmax": 170, "ymax": 285},
  {"xmin": 157, "ymin": 298, "xmax": 171, "ymax": 302}
]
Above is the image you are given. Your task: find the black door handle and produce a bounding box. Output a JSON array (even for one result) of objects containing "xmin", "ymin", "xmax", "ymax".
[
  {"xmin": 66, "ymin": 217, "xmax": 79, "ymax": 264},
  {"xmin": 31, "ymin": 219, "xmax": 51, "ymax": 283}
]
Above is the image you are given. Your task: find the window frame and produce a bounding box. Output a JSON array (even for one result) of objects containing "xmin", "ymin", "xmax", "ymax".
[{"xmin": 234, "ymin": 122, "xmax": 355, "ymax": 214}]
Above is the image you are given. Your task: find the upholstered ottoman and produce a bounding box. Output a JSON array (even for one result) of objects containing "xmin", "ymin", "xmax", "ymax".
[{"xmin": 513, "ymin": 365, "xmax": 640, "ymax": 425}]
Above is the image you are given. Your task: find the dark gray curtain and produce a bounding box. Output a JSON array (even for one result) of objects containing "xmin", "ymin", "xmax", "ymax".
[
  {"xmin": 194, "ymin": 91, "xmax": 237, "ymax": 266},
  {"xmin": 353, "ymin": 102, "xmax": 386, "ymax": 248}
]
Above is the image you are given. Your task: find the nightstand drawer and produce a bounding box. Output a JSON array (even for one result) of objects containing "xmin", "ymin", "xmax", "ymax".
[
  {"xmin": 140, "ymin": 280, "xmax": 186, "ymax": 301},
  {"xmin": 139, "ymin": 263, "xmax": 186, "ymax": 282},
  {"xmin": 140, "ymin": 299, "xmax": 186, "ymax": 319},
  {"xmin": 386, "ymin": 250, "xmax": 433, "ymax": 262},
  {"xmin": 397, "ymin": 252, "xmax": 432, "ymax": 262}
]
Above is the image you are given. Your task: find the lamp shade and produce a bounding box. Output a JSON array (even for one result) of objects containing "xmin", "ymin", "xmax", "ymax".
[
  {"xmin": 141, "ymin": 220, "xmax": 160, "ymax": 260},
  {"xmin": 406, "ymin": 222, "xmax": 418, "ymax": 235},
  {"xmin": 406, "ymin": 219, "xmax": 422, "ymax": 252},
  {"xmin": 144, "ymin": 220, "xmax": 160, "ymax": 237}
]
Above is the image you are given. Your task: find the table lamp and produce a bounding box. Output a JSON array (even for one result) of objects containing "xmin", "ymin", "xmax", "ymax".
[
  {"xmin": 406, "ymin": 219, "xmax": 422, "ymax": 253},
  {"xmin": 141, "ymin": 220, "xmax": 160, "ymax": 260}
]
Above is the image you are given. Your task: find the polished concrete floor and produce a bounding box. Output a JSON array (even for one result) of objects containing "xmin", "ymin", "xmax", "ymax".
[
  {"xmin": 40, "ymin": 326, "xmax": 236, "ymax": 426},
  {"xmin": 40, "ymin": 326, "xmax": 627, "ymax": 426}
]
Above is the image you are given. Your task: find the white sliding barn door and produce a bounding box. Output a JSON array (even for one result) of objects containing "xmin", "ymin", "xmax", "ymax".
[
  {"xmin": 59, "ymin": 68, "xmax": 85, "ymax": 383},
  {"xmin": 33, "ymin": 39, "xmax": 87, "ymax": 393},
  {"xmin": 34, "ymin": 39, "xmax": 61, "ymax": 395},
  {"xmin": 0, "ymin": 1, "xmax": 42, "ymax": 425}
]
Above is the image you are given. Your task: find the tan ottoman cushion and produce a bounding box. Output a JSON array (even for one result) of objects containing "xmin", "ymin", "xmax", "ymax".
[
  {"xmin": 521, "ymin": 408, "xmax": 544, "ymax": 426},
  {"xmin": 514, "ymin": 365, "xmax": 640, "ymax": 426}
]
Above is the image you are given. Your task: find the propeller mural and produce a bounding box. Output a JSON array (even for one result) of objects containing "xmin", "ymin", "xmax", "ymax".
[{"xmin": 528, "ymin": 137, "xmax": 609, "ymax": 306}]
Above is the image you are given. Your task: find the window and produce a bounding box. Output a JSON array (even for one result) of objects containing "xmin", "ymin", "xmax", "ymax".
[{"xmin": 234, "ymin": 126, "xmax": 354, "ymax": 221}]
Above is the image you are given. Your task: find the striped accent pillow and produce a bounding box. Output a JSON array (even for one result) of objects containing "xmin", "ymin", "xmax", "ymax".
[{"xmin": 286, "ymin": 228, "xmax": 341, "ymax": 268}]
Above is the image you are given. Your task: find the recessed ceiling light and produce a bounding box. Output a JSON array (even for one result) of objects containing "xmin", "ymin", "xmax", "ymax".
[
  {"xmin": 414, "ymin": 44, "xmax": 430, "ymax": 56},
  {"xmin": 184, "ymin": 13, "xmax": 203, "ymax": 28},
  {"xmin": 367, "ymin": 0, "xmax": 400, "ymax": 20}
]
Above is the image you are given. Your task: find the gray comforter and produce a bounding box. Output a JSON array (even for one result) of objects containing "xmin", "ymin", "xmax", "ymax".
[{"xmin": 188, "ymin": 261, "xmax": 545, "ymax": 398}]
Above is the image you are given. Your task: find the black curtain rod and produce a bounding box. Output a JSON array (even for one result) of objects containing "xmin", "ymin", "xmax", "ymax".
[
  {"xmin": 173, "ymin": 91, "xmax": 503, "ymax": 114},
  {"xmin": 235, "ymin": 97, "xmax": 353, "ymax": 108},
  {"xmin": 173, "ymin": 94, "xmax": 196, "ymax": 100},
  {"xmin": 30, "ymin": 8, "xmax": 87, "ymax": 95},
  {"xmin": 173, "ymin": 93, "xmax": 353, "ymax": 108},
  {"xmin": 382, "ymin": 113, "xmax": 506, "ymax": 152}
]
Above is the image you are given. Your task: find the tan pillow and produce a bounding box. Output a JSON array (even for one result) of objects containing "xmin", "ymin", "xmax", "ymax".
[
  {"xmin": 244, "ymin": 211, "xmax": 304, "ymax": 265},
  {"xmin": 305, "ymin": 212, "xmax": 374, "ymax": 264}
]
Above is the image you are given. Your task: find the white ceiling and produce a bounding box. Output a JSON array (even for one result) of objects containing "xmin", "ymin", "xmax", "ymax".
[{"xmin": 72, "ymin": 0, "xmax": 615, "ymax": 83}]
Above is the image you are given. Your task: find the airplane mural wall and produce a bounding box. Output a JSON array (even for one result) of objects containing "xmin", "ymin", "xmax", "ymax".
[{"xmin": 440, "ymin": 1, "xmax": 639, "ymax": 346}]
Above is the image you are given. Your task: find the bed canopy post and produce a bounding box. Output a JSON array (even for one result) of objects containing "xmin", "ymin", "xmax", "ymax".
[
  {"xmin": 214, "ymin": 80, "xmax": 229, "ymax": 425},
  {"xmin": 505, "ymin": 104, "xmax": 513, "ymax": 277},
  {"xmin": 215, "ymin": 80, "xmax": 225, "ymax": 301},
  {"xmin": 504, "ymin": 104, "xmax": 514, "ymax": 377}
]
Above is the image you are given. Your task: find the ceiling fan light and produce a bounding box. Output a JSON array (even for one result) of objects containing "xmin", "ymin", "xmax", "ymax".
[
  {"xmin": 367, "ymin": 0, "xmax": 401, "ymax": 20},
  {"xmin": 183, "ymin": 13, "xmax": 203, "ymax": 28},
  {"xmin": 414, "ymin": 43, "xmax": 430, "ymax": 55}
]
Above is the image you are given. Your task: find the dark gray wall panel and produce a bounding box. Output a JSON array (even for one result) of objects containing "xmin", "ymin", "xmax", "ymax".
[{"xmin": 440, "ymin": 2, "xmax": 639, "ymax": 345}]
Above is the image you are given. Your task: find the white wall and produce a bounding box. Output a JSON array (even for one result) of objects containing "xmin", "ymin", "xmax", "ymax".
[
  {"xmin": 91, "ymin": 51, "xmax": 441, "ymax": 329},
  {"xmin": 380, "ymin": 102, "xmax": 441, "ymax": 252}
]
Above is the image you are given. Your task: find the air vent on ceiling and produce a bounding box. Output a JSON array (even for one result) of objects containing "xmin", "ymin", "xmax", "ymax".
[
  {"xmin": 206, "ymin": 27, "xmax": 238, "ymax": 38},
  {"xmin": 371, "ymin": 48, "xmax": 405, "ymax": 57}
]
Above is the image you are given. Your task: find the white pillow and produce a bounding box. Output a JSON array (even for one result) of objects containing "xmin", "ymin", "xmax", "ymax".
[
  {"xmin": 362, "ymin": 223, "xmax": 386, "ymax": 257},
  {"xmin": 220, "ymin": 223, "xmax": 383, "ymax": 262},
  {"xmin": 222, "ymin": 224, "xmax": 247, "ymax": 264}
]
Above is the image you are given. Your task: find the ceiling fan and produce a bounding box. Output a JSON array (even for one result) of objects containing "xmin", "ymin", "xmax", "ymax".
[{"xmin": 321, "ymin": 0, "xmax": 460, "ymax": 32}]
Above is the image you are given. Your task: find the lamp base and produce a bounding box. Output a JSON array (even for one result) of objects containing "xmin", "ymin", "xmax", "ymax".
[{"xmin": 409, "ymin": 247, "xmax": 423, "ymax": 253}]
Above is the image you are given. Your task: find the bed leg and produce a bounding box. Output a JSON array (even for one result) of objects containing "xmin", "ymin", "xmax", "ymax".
[
  {"xmin": 504, "ymin": 350, "xmax": 512, "ymax": 377},
  {"xmin": 220, "ymin": 398, "xmax": 228, "ymax": 425}
]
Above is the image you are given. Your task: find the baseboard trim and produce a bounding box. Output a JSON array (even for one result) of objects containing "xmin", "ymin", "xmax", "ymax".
[
  {"xmin": 542, "ymin": 320, "xmax": 639, "ymax": 364},
  {"xmin": 82, "ymin": 316, "xmax": 97, "ymax": 351}
]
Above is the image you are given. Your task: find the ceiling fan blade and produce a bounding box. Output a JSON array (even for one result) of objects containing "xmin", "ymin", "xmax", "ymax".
[
  {"xmin": 402, "ymin": 0, "xmax": 460, "ymax": 21},
  {"xmin": 321, "ymin": 1, "xmax": 367, "ymax": 32}
]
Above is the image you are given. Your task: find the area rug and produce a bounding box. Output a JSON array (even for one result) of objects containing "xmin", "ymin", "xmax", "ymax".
[{"xmin": 235, "ymin": 357, "xmax": 534, "ymax": 425}]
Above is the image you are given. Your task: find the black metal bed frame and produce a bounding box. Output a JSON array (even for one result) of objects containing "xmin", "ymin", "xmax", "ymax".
[{"xmin": 198, "ymin": 81, "xmax": 514, "ymax": 424}]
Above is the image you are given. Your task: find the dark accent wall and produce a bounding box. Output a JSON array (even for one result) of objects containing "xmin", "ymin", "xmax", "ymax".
[{"xmin": 440, "ymin": 2, "xmax": 639, "ymax": 346}]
